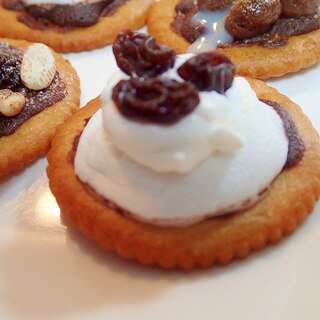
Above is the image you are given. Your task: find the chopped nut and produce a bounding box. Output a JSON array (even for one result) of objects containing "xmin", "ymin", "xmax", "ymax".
[
  {"xmin": 0, "ymin": 89, "xmax": 26, "ymax": 117},
  {"xmin": 20, "ymin": 43, "xmax": 56, "ymax": 91}
]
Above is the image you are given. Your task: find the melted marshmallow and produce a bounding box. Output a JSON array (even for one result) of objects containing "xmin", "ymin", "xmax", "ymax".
[
  {"xmin": 188, "ymin": 8, "xmax": 233, "ymax": 53},
  {"xmin": 74, "ymin": 55, "xmax": 288, "ymax": 226},
  {"xmin": 102, "ymin": 60, "xmax": 243, "ymax": 174}
]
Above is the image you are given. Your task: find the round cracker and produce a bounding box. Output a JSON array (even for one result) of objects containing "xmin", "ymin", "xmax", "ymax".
[
  {"xmin": 0, "ymin": 38, "xmax": 80, "ymax": 176},
  {"xmin": 147, "ymin": 0, "xmax": 320, "ymax": 79},
  {"xmin": 47, "ymin": 79, "xmax": 320, "ymax": 270},
  {"xmin": 0, "ymin": 0, "xmax": 153, "ymax": 53}
]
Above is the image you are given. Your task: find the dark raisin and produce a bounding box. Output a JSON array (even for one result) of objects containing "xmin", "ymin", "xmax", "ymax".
[
  {"xmin": 177, "ymin": 52, "xmax": 236, "ymax": 93},
  {"xmin": 0, "ymin": 56, "xmax": 21, "ymax": 90},
  {"xmin": 112, "ymin": 77, "xmax": 200, "ymax": 124},
  {"xmin": 112, "ymin": 30, "xmax": 176, "ymax": 77}
]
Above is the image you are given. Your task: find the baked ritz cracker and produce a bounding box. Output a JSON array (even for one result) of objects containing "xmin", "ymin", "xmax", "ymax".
[
  {"xmin": 147, "ymin": 0, "xmax": 320, "ymax": 79},
  {"xmin": 0, "ymin": 38, "xmax": 80, "ymax": 176},
  {"xmin": 47, "ymin": 79, "xmax": 320, "ymax": 270},
  {"xmin": 0, "ymin": 0, "xmax": 153, "ymax": 53}
]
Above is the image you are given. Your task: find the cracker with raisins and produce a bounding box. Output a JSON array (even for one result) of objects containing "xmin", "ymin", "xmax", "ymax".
[
  {"xmin": 47, "ymin": 79, "xmax": 320, "ymax": 270},
  {"xmin": 0, "ymin": 38, "xmax": 80, "ymax": 176},
  {"xmin": 0, "ymin": 0, "xmax": 153, "ymax": 53},
  {"xmin": 147, "ymin": 0, "xmax": 320, "ymax": 79}
]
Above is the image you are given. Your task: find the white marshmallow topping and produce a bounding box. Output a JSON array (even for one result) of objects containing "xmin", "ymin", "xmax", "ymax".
[{"xmin": 74, "ymin": 55, "xmax": 288, "ymax": 226}]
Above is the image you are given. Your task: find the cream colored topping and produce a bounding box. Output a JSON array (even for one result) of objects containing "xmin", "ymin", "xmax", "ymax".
[{"xmin": 74, "ymin": 54, "xmax": 288, "ymax": 226}]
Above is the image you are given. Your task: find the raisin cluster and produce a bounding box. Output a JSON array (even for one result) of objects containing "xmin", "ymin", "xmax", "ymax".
[
  {"xmin": 112, "ymin": 78, "xmax": 200, "ymax": 124},
  {"xmin": 0, "ymin": 56, "xmax": 21, "ymax": 90},
  {"xmin": 111, "ymin": 30, "xmax": 235, "ymax": 124},
  {"xmin": 177, "ymin": 52, "xmax": 236, "ymax": 93},
  {"xmin": 113, "ymin": 30, "xmax": 176, "ymax": 77}
]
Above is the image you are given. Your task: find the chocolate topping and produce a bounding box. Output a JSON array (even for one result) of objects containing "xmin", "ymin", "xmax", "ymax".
[
  {"xmin": 2, "ymin": 0, "xmax": 24, "ymax": 11},
  {"xmin": 230, "ymin": 12, "xmax": 320, "ymax": 48},
  {"xmin": 2, "ymin": 0, "xmax": 127, "ymax": 30},
  {"xmin": 281, "ymin": 0, "xmax": 320, "ymax": 18},
  {"xmin": 0, "ymin": 42, "xmax": 66, "ymax": 137},
  {"xmin": 172, "ymin": 15, "xmax": 206, "ymax": 43},
  {"xmin": 0, "ymin": 45, "xmax": 22, "ymax": 90},
  {"xmin": 173, "ymin": 0, "xmax": 320, "ymax": 48},
  {"xmin": 172, "ymin": 0, "xmax": 206, "ymax": 43},
  {"xmin": 261, "ymin": 99, "xmax": 305, "ymax": 168},
  {"xmin": 27, "ymin": 2, "xmax": 108, "ymax": 28}
]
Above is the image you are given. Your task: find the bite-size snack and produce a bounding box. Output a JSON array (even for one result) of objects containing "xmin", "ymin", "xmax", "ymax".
[
  {"xmin": 47, "ymin": 31, "xmax": 320, "ymax": 270},
  {"xmin": 148, "ymin": 0, "xmax": 320, "ymax": 79},
  {"xmin": 0, "ymin": 0, "xmax": 153, "ymax": 52},
  {"xmin": 0, "ymin": 38, "xmax": 80, "ymax": 177}
]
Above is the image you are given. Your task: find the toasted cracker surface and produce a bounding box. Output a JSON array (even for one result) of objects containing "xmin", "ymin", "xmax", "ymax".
[
  {"xmin": 47, "ymin": 79, "xmax": 320, "ymax": 270},
  {"xmin": 0, "ymin": 38, "xmax": 80, "ymax": 177},
  {"xmin": 147, "ymin": 0, "xmax": 320, "ymax": 79},
  {"xmin": 0, "ymin": 0, "xmax": 153, "ymax": 53}
]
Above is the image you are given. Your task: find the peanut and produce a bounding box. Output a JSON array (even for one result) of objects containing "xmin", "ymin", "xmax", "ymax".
[
  {"xmin": 21, "ymin": 43, "xmax": 56, "ymax": 91},
  {"xmin": 0, "ymin": 89, "xmax": 26, "ymax": 117}
]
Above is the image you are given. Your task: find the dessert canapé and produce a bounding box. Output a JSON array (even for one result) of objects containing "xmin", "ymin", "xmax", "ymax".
[
  {"xmin": 47, "ymin": 31, "xmax": 320, "ymax": 270},
  {"xmin": 0, "ymin": 38, "xmax": 80, "ymax": 177},
  {"xmin": 148, "ymin": 0, "xmax": 320, "ymax": 79},
  {"xmin": 0, "ymin": 0, "xmax": 153, "ymax": 52}
]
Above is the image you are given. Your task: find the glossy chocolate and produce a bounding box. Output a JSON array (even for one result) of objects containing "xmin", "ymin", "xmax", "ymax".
[{"xmin": 0, "ymin": 43, "xmax": 66, "ymax": 137}]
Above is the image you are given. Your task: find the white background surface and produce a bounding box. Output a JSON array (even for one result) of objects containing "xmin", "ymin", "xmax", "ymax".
[{"xmin": 0, "ymin": 44, "xmax": 320, "ymax": 320}]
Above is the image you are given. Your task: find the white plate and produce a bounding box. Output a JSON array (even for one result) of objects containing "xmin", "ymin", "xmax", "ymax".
[{"xmin": 0, "ymin": 46, "xmax": 320, "ymax": 320}]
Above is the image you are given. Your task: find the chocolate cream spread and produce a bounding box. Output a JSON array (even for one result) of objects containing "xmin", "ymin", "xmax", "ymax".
[
  {"xmin": 231, "ymin": 12, "xmax": 320, "ymax": 48},
  {"xmin": 172, "ymin": 0, "xmax": 320, "ymax": 48},
  {"xmin": 2, "ymin": 0, "xmax": 127, "ymax": 31},
  {"xmin": 0, "ymin": 42, "xmax": 66, "ymax": 137},
  {"xmin": 261, "ymin": 99, "xmax": 305, "ymax": 168}
]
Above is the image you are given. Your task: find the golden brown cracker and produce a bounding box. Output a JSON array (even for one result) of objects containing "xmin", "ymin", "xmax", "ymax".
[
  {"xmin": 0, "ymin": 0, "xmax": 153, "ymax": 53},
  {"xmin": 147, "ymin": 0, "xmax": 320, "ymax": 79},
  {"xmin": 47, "ymin": 79, "xmax": 320, "ymax": 270},
  {"xmin": 0, "ymin": 38, "xmax": 80, "ymax": 177}
]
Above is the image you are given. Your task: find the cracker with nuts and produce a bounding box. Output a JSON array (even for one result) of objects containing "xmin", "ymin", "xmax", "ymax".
[
  {"xmin": 0, "ymin": 0, "xmax": 153, "ymax": 53},
  {"xmin": 147, "ymin": 0, "xmax": 320, "ymax": 79},
  {"xmin": 0, "ymin": 38, "xmax": 80, "ymax": 177}
]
